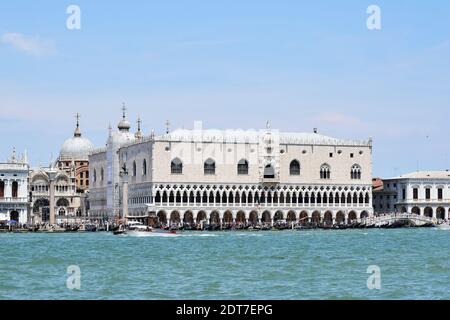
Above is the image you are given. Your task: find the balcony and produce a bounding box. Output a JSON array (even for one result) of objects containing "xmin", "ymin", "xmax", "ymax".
[
  {"xmin": 261, "ymin": 177, "xmax": 280, "ymax": 185},
  {"xmin": 0, "ymin": 197, "xmax": 28, "ymax": 203}
]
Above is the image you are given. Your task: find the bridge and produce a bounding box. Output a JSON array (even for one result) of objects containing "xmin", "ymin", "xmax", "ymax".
[{"xmin": 360, "ymin": 213, "xmax": 436, "ymax": 228}]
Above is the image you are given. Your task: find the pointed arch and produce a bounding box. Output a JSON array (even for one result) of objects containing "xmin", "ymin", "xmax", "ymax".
[
  {"xmin": 204, "ymin": 158, "xmax": 216, "ymax": 175},
  {"xmin": 320, "ymin": 164, "xmax": 331, "ymax": 179},
  {"xmin": 171, "ymin": 158, "xmax": 183, "ymax": 174},
  {"xmin": 324, "ymin": 211, "xmax": 333, "ymax": 227},
  {"xmin": 264, "ymin": 164, "xmax": 275, "ymax": 178},
  {"xmin": 132, "ymin": 161, "xmax": 137, "ymax": 177},
  {"xmin": 142, "ymin": 159, "xmax": 147, "ymax": 176},
  {"xmin": 237, "ymin": 159, "xmax": 249, "ymax": 175},
  {"xmin": 289, "ymin": 160, "xmax": 300, "ymax": 175},
  {"xmin": 299, "ymin": 211, "xmax": 309, "ymax": 225},
  {"xmin": 155, "ymin": 190, "xmax": 162, "ymax": 204}
]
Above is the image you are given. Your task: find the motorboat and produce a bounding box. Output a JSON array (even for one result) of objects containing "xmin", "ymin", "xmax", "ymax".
[{"xmin": 114, "ymin": 221, "xmax": 178, "ymax": 237}]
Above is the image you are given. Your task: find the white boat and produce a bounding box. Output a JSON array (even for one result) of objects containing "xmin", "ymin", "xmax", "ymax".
[{"xmin": 124, "ymin": 223, "xmax": 178, "ymax": 237}]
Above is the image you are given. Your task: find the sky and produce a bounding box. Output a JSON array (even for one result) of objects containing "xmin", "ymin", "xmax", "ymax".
[{"xmin": 0, "ymin": 0, "xmax": 449, "ymax": 178}]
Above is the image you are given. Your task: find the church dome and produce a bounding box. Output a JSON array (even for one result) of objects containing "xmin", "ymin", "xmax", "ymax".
[
  {"xmin": 118, "ymin": 104, "xmax": 131, "ymax": 131},
  {"xmin": 59, "ymin": 114, "xmax": 94, "ymax": 161},
  {"xmin": 118, "ymin": 119, "xmax": 131, "ymax": 131},
  {"xmin": 60, "ymin": 136, "xmax": 94, "ymax": 161}
]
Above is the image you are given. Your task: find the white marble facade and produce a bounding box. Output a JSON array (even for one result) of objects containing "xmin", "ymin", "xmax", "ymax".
[
  {"xmin": 0, "ymin": 150, "xmax": 29, "ymax": 224},
  {"xmin": 373, "ymin": 171, "xmax": 450, "ymax": 221},
  {"xmin": 89, "ymin": 116, "xmax": 374, "ymax": 226}
]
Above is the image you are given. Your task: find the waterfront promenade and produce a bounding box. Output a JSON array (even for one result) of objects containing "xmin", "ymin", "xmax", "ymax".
[{"xmin": 0, "ymin": 213, "xmax": 443, "ymax": 233}]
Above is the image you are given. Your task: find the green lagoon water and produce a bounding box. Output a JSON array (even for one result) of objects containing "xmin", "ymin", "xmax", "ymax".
[{"xmin": 0, "ymin": 229, "xmax": 449, "ymax": 300}]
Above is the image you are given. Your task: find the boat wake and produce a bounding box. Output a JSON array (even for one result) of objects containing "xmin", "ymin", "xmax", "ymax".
[
  {"xmin": 177, "ymin": 233, "xmax": 218, "ymax": 238},
  {"xmin": 124, "ymin": 233, "xmax": 181, "ymax": 238}
]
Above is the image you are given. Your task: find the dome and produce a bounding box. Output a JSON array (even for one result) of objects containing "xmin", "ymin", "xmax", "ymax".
[
  {"xmin": 118, "ymin": 119, "xmax": 131, "ymax": 131},
  {"xmin": 118, "ymin": 104, "xmax": 131, "ymax": 131},
  {"xmin": 60, "ymin": 136, "xmax": 94, "ymax": 161},
  {"xmin": 59, "ymin": 114, "xmax": 94, "ymax": 161}
]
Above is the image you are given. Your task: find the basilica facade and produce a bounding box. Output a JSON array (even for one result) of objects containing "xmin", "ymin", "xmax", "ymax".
[
  {"xmin": 29, "ymin": 116, "xmax": 93, "ymax": 224},
  {"xmin": 89, "ymin": 113, "xmax": 374, "ymax": 227}
]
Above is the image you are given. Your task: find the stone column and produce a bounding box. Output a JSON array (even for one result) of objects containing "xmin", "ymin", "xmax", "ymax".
[
  {"xmin": 122, "ymin": 174, "xmax": 129, "ymax": 221},
  {"xmin": 5, "ymin": 180, "xmax": 11, "ymax": 198},
  {"xmin": 47, "ymin": 169, "xmax": 58, "ymax": 225}
]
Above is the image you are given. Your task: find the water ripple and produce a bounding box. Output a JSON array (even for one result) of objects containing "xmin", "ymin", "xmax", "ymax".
[{"xmin": 0, "ymin": 229, "xmax": 449, "ymax": 300}]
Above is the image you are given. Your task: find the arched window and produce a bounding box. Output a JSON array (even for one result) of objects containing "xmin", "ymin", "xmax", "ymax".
[
  {"xmin": 12, "ymin": 181, "xmax": 18, "ymax": 198},
  {"xmin": 264, "ymin": 164, "xmax": 275, "ymax": 179},
  {"xmin": 0, "ymin": 181, "xmax": 4, "ymax": 198},
  {"xmin": 56, "ymin": 198, "xmax": 70, "ymax": 207},
  {"xmin": 237, "ymin": 159, "xmax": 249, "ymax": 175},
  {"xmin": 320, "ymin": 164, "xmax": 331, "ymax": 180},
  {"xmin": 171, "ymin": 158, "xmax": 183, "ymax": 174},
  {"xmin": 100, "ymin": 168, "xmax": 104, "ymax": 181},
  {"xmin": 93, "ymin": 170, "xmax": 97, "ymax": 182},
  {"xmin": 351, "ymin": 164, "xmax": 361, "ymax": 180},
  {"xmin": 204, "ymin": 158, "xmax": 215, "ymax": 175},
  {"xmin": 132, "ymin": 161, "xmax": 137, "ymax": 177},
  {"xmin": 142, "ymin": 159, "xmax": 147, "ymax": 176},
  {"xmin": 289, "ymin": 160, "xmax": 300, "ymax": 175}
]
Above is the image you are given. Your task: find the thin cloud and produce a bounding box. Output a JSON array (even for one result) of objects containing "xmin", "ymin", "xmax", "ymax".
[{"xmin": 1, "ymin": 32, "xmax": 56, "ymax": 57}]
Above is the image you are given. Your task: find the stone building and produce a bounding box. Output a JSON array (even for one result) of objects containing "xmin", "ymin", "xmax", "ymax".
[
  {"xmin": 373, "ymin": 171, "xmax": 450, "ymax": 221},
  {"xmin": 29, "ymin": 115, "xmax": 93, "ymax": 225},
  {"xmin": 89, "ymin": 114, "xmax": 374, "ymax": 226},
  {"xmin": 0, "ymin": 149, "xmax": 29, "ymax": 224},
  {"xmin": 88, "ymin": 107, "xmax": 139, "ymax": 219}
]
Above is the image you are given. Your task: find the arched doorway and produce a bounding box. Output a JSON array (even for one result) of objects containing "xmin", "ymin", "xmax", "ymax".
[
  {"xmin": 210, "ymin": 211, "xmax": 220, "ymax": 226},
  {"xmin": 236, "ymin": 211, "xmax": 246, "ymax": 225},
  {"xmin": 400, "ymin": 207, "xmax": 407, "ymax": 214},
  {"xmin": 33, "ymin": 198, "xmax": 50, "ymax": 222},
  {"xmin": 360, "ymin": 211, "xmax": 369, "ymax": 220},
  {"xmin": 323, "ymin": 211, "xmax": 333, "ymax": 227},
  {"xmin": 157, "ymin": 211, "xmax": 167, "ymax": 226},
  {"xmin": 248, "ymin": 211, "xmax": 258, "ymax": 226},
  {"xmin": 261, "ymin": 211, "xmax": 272, "ymax": 225},
  {"xmin": 287, "ymin": 211, "xmax": 296, "ymax": 223},
  {"xmin": 170, "ymin": 211, "xmax": 181, "ymax": 225},
  {"xmin": 183, "ymin": 211, "xmax": 194, "ymax": 226},
  {"xmin": 196, "ymin": 211, "xmax": 207, "ymax": 225},
  {"xmin": 274, "ymin": 211, "xmax": 284, "ymax": 222},
  {"xmin": 299, "ymin": 211, "xmax": 309, "ymax": 226},
  {"xmin": 424, "ymin": 207, "xmax": 433, "ymax": 218},
  {"xmin": 336, "ymin": 211, "xmax": 345, "ymax": 225},
  {"xmin": 10, "ymin": 211, "xmax": 19, "ymax": 222},
  {"xmin": 312, "ymin": 211, "xmax": 321, "ymax": 225},
  {"xmin": 348, "ymin": 211, "xmax": 357, "ymax": 224},
  {"xmin": 223, "ymin": 211, "xmax": 233, "ymax": 226},
  {"xmin": 436, "ymin": 207, "xmax": 445, "ymax": 220},
  {"xmin": 411, "ymin": 207, "xmax": 420, "ymax": 215}
]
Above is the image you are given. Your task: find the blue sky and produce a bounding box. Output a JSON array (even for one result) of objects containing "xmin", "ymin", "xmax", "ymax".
[{"xmin": 0, "ymin": 1, "xmax": 449, "ymax": 178}]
